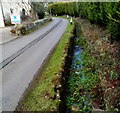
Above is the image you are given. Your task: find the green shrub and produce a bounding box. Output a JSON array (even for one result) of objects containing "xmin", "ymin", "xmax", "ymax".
[
  {"xmin": 108, "ymin": 21, "xmax": 120, "ymax": 41},
  {"xmin": 5, "ymin": 19, "xmax": 12, "ymax": 26},
  {"xmin": 37, "ymin": 11, "xmax": 45, "ymax": 19}
]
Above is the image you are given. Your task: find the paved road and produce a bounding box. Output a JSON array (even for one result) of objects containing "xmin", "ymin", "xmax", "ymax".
[
  {"xmin": 0, "ymin": 18, "xmax": 61, "ymax": 67},
  {"xmin": 1, "ymin": 18, "xmax": 68, "ymax": 111}
]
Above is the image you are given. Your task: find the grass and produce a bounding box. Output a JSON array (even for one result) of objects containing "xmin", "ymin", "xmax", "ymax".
[
  {"xmin": 53, "ymin": 16, "xmax": 70, "ymax": 19},
  {"xmin": 16, "ymin": 17, "xmax": 74, "ymax": 111}
]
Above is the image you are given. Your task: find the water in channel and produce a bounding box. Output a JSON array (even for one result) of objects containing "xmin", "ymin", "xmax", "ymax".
[{"xmin": 64, "ymin": 38, "xmax": 93, "ymax": 113}]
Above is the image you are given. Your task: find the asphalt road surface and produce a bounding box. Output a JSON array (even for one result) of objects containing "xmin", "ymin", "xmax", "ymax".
[
  {"xmin": 1, "ymin": 18, "xmax": 68, "ymax": 111},
  {"xmin": 0, "ymin": 18, "xmax": 62, "ymax": 68}
]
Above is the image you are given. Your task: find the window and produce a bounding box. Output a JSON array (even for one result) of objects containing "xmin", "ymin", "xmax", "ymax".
[
  {"xmin": 22, "ymin": 8, "xmax": 25, "ymax": 15},
  {"xmin": 10, "ymin": 9, "xmax": 13, "ymax": 14}
]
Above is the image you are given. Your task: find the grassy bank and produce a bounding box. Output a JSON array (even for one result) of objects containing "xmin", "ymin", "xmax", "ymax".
[{"xmin": 16, "ymin": 17, "xmax": 74, "ymax": 111}]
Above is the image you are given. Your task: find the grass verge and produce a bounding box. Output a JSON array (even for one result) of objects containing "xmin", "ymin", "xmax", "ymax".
[{"xmin": 16, "ymin": 17, "xmax": 74, "ymax": 111}]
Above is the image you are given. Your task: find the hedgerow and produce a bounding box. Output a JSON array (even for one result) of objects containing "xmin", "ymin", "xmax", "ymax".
[{"xmin": 48, "ymin": 2, "xmax": 120, "ymax": 41}]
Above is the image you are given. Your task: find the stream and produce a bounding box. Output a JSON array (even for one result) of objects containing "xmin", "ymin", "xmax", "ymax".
[
  {"xmin": 59, "ymin": 34, "xmax": 93, "ymax": 113},
  {"xmin": 65, "ymin": 44, "xmax": 93, "ymax": 112}
]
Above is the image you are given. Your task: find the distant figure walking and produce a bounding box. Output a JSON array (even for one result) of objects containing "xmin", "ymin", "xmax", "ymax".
[{"xmin": 70, "ymin": 17, "xmax": 72, "ymax": 25}]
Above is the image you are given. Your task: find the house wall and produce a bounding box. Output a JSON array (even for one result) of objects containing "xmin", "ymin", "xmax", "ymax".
[
  {"xmin": 0, "ymin": 0, "xmax": 31, "ymax": 26},
  {"xmin": 0, "ymin": 4, "xmax": 5, "ymax": 27}
]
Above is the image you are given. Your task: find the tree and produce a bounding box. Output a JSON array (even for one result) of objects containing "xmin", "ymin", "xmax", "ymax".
[{"xmin": 31, "ymin": 2, "xmax": 45, "ymax": 19}]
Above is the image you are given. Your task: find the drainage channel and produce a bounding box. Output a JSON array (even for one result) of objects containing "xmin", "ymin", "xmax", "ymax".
[
  {"xmin": 0, "ymin": 19, "xmax": 62, "ymax": 69},
  {"xmin": 59, "ymin": 26, "xmax": 93, "ymax": 113}
]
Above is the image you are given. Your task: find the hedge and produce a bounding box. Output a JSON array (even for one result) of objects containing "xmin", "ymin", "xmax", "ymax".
[{"xmin": 48, "ymin": 2, "xmax": 120, "ymax": 41}]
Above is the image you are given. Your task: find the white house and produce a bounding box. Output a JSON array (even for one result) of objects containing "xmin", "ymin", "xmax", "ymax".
[{"xmin": 0, "ymin": 0, "xmax": 31, "ymax": 27}]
